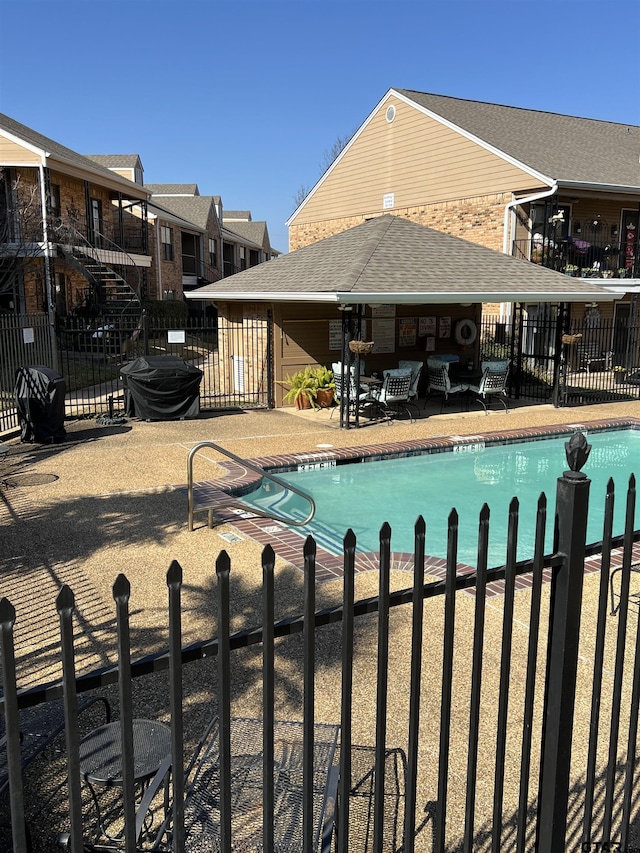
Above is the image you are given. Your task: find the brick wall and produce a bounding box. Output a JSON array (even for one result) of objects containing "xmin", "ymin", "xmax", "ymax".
[{"xmin": 289, "ymin": 193, "xmax": 510, "ymax": 253}]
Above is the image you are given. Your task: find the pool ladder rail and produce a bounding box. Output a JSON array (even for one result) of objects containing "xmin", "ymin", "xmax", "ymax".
[{"xmin": 187, "ymin": 441, "xmax": 316, "ymax": 532}]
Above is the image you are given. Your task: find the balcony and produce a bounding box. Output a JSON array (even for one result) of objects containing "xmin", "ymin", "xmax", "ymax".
[{"xmin": 514, "ymin": 221, "xmax": 639, "ymax": 280}]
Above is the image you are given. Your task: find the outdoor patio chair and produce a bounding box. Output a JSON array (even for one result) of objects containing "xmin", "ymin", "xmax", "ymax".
[
  {"xmin": 398, "ymin": 360, "xmax": 424, "ymax": 406},
  {"xmin": 331, "ymin": 365, "xmax": 375, "ymax": 418},
  {"xmin": 426, "ymin": 362, "xmax": 468, "ymax": 412},
  {"xmin": 371, "ymin": 370, "xmax": 416, "ymax": 421},
  {"xmin": 467, "ymin": 360, "xmax": 510, "ymax": 414},
  {"xmin": 1, "ymin": 695, "xmax": 110, "ymax": 850},
  {"xmin": 145, "ymin": 716, "xmax": 340, "ymax": 852}
]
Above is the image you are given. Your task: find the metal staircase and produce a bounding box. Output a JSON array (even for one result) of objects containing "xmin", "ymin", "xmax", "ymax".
[{"xmin": 55, "ymin": 218, "xmax": 142, "ymax": 320}]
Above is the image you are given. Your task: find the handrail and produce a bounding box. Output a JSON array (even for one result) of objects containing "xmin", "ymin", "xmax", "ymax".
[
  {"xmin": 53, "ymin": 216, "xmax": 142, "ymax": 305},
  {"xmin": 187, "ymin": 441, "xmax": 316, "ymax": 531}
]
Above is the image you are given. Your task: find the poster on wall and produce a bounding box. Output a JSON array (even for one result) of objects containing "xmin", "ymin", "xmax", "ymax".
[
  {"xmin": 372, "ymin": 319, "xmax": 395, "ymax": 353},
  {"xmin": 439, "ymin": 316, "xmax": 451, "ymax": 339},
  {"xmin": 399, "ymin": 318, "xmax": 417, "ymax": 347},
  {"xmin": 370, "ymin": 304, "xmax": 396, "ymax": 318},
  {"xmin": 329, "ymin": 320, "xmax": 342, "ymax": 351},
  {"xmin": 425, "ymin": 336, "xmax": 436, "ymax": 352},
  {"xmin": 419, "ymin": 316, "xmax": 436, "ymax": 336}
]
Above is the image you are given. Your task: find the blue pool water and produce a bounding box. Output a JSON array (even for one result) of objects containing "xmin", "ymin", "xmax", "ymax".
[{"xmin": 242, "ymin": 430, "xmax": 640, "ymax": 567}]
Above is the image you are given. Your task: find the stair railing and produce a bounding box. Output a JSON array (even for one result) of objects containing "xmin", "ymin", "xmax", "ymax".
[
  {"xmin": 187, "ymin": 441, "xmax": 316, "ymax": 531},
  {"xmin": 53, "ymin": 215, "xmax": 143, "ymax": 304}
]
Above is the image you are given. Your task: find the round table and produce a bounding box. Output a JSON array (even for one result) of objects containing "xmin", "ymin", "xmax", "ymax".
[
  {"xmin": 79, "ymin": 719, "xmax": 171, "ymax": 841},
  {"xmin": 80, "ymin": 719, "xmax": 171, "ymax": 787}
]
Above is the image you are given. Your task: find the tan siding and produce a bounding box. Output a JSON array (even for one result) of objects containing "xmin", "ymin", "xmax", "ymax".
[
  {"xmin": 294, "ymin": 99, "xmax": 546, "ymax": 226},
  {"xmin": 0, "ymin": 138, "xmax": 41, "ymax": 164}
]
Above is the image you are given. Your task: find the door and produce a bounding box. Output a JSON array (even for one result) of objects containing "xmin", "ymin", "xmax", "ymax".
[{"xmin": 90, "ymin": 198, "xmax": 103, "ymax": 246}]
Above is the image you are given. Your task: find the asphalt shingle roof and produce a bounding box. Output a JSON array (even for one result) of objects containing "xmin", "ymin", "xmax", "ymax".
[
  {"xmin": 0, "ymin": 113, "xmax": 148, "ymax": 194},
  {"xmin": 396, "ymin": 90, "xmax": 640, "ymax": 188},
  {"xmin": 150, "ymin": 195, "xmax": 216, "ymax": 231},
  {"xmin": 146, "ymin": 184, "xmax": 200, "ymax": 196},
  {"xmin": 86, "ymin": 154, "xmax": 141, "ymax": 168},
  {"xmin": 190, "ymin": 215, "xmax": 615, "ymax": 304},
  {"xmin": 224, "ymin": 220, "xmax": 269, "ymax": 247}
]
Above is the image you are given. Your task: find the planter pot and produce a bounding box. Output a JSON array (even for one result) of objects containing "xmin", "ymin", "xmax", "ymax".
[
  {"xmin": 316, "ymin": 388, "xmax": 335, "ymax": 409},
  {"xmin": 614, "ymin": 372, "xmax": 627, "ymax": 385},
  {"xmin": 295, "ymin": 394, "xmax": 313, "ymax": 410}
]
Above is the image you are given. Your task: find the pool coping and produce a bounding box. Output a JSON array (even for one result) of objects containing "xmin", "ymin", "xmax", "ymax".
[{"xmin": 188, "ymin": 417, "xmax": 640, "ymax": 589}]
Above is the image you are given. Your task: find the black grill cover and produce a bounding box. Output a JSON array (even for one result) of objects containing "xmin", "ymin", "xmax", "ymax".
[
  {"xmin": 14, "ymin": 366, "xmax": 67, "ymax": 444},
  {"xmin": 120, "ymin": 356, "xmax": 203, "ymax": 420}
]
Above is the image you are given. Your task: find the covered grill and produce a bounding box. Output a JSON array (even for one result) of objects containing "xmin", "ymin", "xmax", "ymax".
[
  {"xmin": 14, "ymin": 366, "xmax": 67, "ymax": 444},
  {"xmin": 120, "ymin": 356, "xmax": 203, "ymax": 421}
]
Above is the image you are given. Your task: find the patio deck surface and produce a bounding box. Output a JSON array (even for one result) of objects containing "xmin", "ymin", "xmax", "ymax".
[{"xmin": 3, "ymin": 396, "xmax": 640, "ymax": 850}]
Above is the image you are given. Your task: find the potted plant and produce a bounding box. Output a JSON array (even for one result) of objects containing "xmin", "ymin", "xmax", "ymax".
[
  {"xmin": 278, "ymin": 367, "xmax": 318, "ymax": 409},
  {"xmin": 312, "ymin": 366, "xmax": 336, "ymax": 408},
  {"xmin": 613, "ymin": 365, "xmax": 627, "ymax": 385},
  {"xmin": 563, "ymin": 264, "xmax": 578, "ymax": 277},
  {"xmin": 618, "ymin": 268, "xmax": 629, "ymax": 279}
]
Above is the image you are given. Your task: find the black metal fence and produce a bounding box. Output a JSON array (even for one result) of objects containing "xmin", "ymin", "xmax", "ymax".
[
  {"xmin": 480, "ymin": 311, "xmax": 640, "ymax": 407},
  {"xmin": 2, "ymin": 435, "xmax": 640, "ymax": 852},
  {"xmin": 0, "ymin": 311, "xmax": 273, "ymax": 432}
]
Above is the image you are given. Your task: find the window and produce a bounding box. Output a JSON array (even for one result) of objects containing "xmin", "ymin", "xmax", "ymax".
[
  {"xmin": 161, "ymin": 225, "xmax": 174, "ymax": 261},
  {"xmin": 209, "ymin": 238, "xmax": 217, "ymax": 268},
  {"xmin": 239, "ymin": 246, "xmax": 246, "ymax": 270}
]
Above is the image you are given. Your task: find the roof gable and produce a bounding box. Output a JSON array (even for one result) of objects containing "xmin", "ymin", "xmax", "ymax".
[
  {"xmin": 152, "ymin": 194, "xmax": 217, "ymax": 231},
  {"xmin": 396, "ymin": 89, "xmax": 640, "ymax": 187}
]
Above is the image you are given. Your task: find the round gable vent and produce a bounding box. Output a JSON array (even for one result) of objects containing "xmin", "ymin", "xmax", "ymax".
[{"xmin": 386, "ymin": 105, "xmax": 396, "ymax": 123}]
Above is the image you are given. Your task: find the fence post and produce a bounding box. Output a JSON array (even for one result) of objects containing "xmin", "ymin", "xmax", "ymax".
[{"xmin": 537, "ymin": 432, "xmax": 591, "ymax": 853}]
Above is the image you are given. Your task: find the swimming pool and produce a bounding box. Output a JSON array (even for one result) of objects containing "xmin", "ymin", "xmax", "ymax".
[{"xmin": 241, "ymin": 428, "xmax": 640, "ymax": 567}]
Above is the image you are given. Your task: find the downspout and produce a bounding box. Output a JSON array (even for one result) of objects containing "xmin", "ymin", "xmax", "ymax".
[
  {"xmin": 502, "ymin": 183, "xmax": 558, "ymax": 322},
  {"xmin": 154, "ymin": 215, "xmax": 163, "ymax": 300},
  {"xmin": 39, "ymin": 161, "xmax": 58, "ymax": 372}
]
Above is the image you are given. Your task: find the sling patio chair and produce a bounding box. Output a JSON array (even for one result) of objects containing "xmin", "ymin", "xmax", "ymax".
[
  {"xmin": 138, "ymin": 716, "xmax": 340, "ymax": 852},
  {"xmin": 1, "ymin": 695, "xmax": 110, "ymax": 851},
  {"xmin": 426, "ymin": 360, "xmax": 469, "ymax": 412},
  {"xmin": 398, "ymin": 360, "xmax": 424, "ymax": 407},
  {"xmin": 331, "ymin": 363, "xmax": 375, "ymax": 419},
  {"xmin": 467, "ymin": 360, "xmax": 510, "ymax": 414},
  {"xmin": 371, "ymin": 369, "xmax": 417, "ymax": 422}
]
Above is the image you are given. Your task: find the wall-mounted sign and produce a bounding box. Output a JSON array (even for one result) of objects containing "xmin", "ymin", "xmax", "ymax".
[
  {"xmin": 23, "ymin": 328, "xmax": 35, "ymax": 344},
  {"xmin": 439, "ymin": 317, "xmax": 451, "ymax": 338},
  {"xmin": 372, "ymin": 319, "xmax": 395, "ymax": 353},
  {"xmin": 370, "ymin": 304, "xmax": 396, "ymax": 318},
  {"xmin": 329, "ymin": 320, "xmax": 342, "ymax": 350},
  {"xmin": 419, "ymin": 316, "xmax": 436, "ymax": 336},
  {"xmin": 383, "ymin": 193, "xmax": 395, "ymax": 210},
  {"xmin": 399, "ymin": 318, "xmax": 417, "ymax": 347},
  {"xmin": 167, "ymin": 330, "xmax": 186, "ymax": 344}
]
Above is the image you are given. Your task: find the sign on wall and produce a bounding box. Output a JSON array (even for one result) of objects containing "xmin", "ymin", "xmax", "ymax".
[
  {"xmin": 370, "ymin": 304, "xmax": 396, "ymax": 318},
  {"xmin": 399, "ymin": 318, "xmax": 417, "ymax": 347},
  {"xmin": 439, "ymin": 317, "xmax": 451, "ymax": 338},
  {"xmin": 372, "ymin": 319, "xmax": 395, "ymax": 353},
  {"xmin": 329, "ymin": 320, "xmax": 342, "ymax": 350},
  {"xmin": 419, "ymin": 316, "xmax": 436, "ymax": 336}
]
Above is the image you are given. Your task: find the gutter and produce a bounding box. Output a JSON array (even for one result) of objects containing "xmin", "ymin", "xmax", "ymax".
[
  {"xmin": 503, "ymin": 183, "xmax": 558, "ymax": 255},
  {"xmin": 185, "ymin": 288, "xmax": 618, "ymax": 304}
]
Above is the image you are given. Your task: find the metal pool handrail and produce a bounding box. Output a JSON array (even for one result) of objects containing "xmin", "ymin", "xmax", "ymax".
[{"xmin": 187, "ymin": 440, "xmax": 316, "ymax": 531}]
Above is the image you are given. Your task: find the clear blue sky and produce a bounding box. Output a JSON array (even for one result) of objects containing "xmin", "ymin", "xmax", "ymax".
[{"xmin": 1, "ymin": 0, "xmax": 639, "ymax": 254}]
